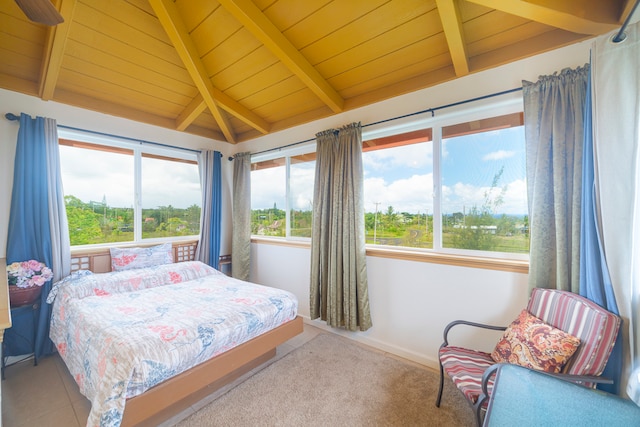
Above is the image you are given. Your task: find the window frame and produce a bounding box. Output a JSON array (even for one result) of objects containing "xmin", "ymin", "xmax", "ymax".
[
  {"xmin": 58, "ymin": 128, "xmax": 201, "ymax": 249},
  {"xmin": 249, "ymin": 96, "xmax": 529, "ymax": 265}
]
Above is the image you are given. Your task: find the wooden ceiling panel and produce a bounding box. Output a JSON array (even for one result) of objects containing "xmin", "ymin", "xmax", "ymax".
[
  {"xmin": 315, "ymin": 10, "xmax": 443, "ymax": 81},
  {"xmin": 67, "ymin": 23, "xmax": 194, "ymax": 86},
  {"xmin": 72, "ymin": 3, "xmax": 183, "ymax": 69},
  {"xmin": 0, "ymin": 0, "xmax": 632, "ymax": 145},
  {"xmin": 87, "ymin": 0, "xmax": 170, "ymax": 43},
  {"xmin": 64, "ymin": 40, "xmax": 196, "ymax": 98},
  {"xmin": 340, "ymin": 51, "xmax": 454, "ymax": 100},
  {"xmin": 238, "ymin": 75, "xmax": 307, "ymax": 113},
  {"xmin": 212, "ymin": 45, "xmax": 283, "ymax": 92},
  {"xmin": 61, "ymin": 56, "xmax": 194, "ymax": 108},
  {"xmin": 260, "ymin": 0, "xmax": 332, "ymax": 32},
  {"xmin": 299, "ymin": 0, "xmax": 436, "ymax": 67},
  {"xmin": 281, "ymin": 0, "xmax": 390, "ymax": 51},
  {"xmin": 173, "ymin": 0, "xmax": 220, "ymax": 32},
  {"xmin": 188, "ymin": 3, "xmax": 242, "ymax": 58},
  {"xmin": 57, "ymin": 69, "xmax": 186, "ymax": 120},
  {"xmin": 458, "ymin": 0, "xmax": 493, "ymax": 22},
  {"xmin": 225, "ymin": 62, "xmax": 299, "ymax": 106},
  {"xmin": 463, "ymin": 9, "xmax": 531, "ymax": 45},
  {"xmin": 253, "ymin": 87, "xmax": 326, "ymax": 122},
  {"xmin": 466, "ymin": 21, "xmax": 555, "ymax": 58},
  {"xmin": 330, "ymin": 34, "xmax": 450, "ymax": 95},
  {"xmin": 0, "ymin": 47, "xmax": 42, "ymax": 85}
]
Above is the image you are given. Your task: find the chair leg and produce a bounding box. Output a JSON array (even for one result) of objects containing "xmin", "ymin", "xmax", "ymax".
[
  {"xmin": 435, "ymin": 359, "xmax": 445, "ymax": 407},
  {"xmin": 473, "ymin": 397, "xmax": 486, "ymax": 426}
]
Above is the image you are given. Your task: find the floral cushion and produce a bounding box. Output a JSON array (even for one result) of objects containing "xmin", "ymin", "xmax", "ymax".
[
  {"xmin": 491, "ymin": 310, "xmax": 581, "ymax": 373},
  {"xmin": 110, "ymin": 243, "xmax": 173, "ymax": 271}
]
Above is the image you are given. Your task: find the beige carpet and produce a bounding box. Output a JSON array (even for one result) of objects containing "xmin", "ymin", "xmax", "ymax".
[{"xmin": 177, "ymin": 333, "xmax": 475, "ymax": 426}]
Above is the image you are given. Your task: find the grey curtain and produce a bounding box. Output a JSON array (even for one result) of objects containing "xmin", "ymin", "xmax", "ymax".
[
  {"xmin": 45, "ymin": 118, "xmax": 71, "ymax": 284},
  {"xmin": 232, "ymin": 152, "xmax": 252, "ymax": 281},
  {"xmin": 310, "ymin": 122, "xmax": 372, "ymax": 331},
  {"xmin": 195, "ymin": 150, "xmax": 222, "ymax": 268},
  {"xmin": 523, "ymin": 65, "xmax": 589, "ymax": 293}
]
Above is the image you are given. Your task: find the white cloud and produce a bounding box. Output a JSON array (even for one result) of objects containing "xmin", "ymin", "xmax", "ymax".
[
  {"xmin": 59, "ymin": 146, "xmax": 201, "ymax": 209},
  {"xmin": 363, "ymin": 143, "xmax": 432, "ymax": 175},
  {"xmin": 442, "ymin": 178, "xmax": 527, "ymax": 215},
  {"xmin": 483, "ymin": 150, "xmax": 516, "ymax": 161},
  {"xmin": 364, "ymin": 173, "xmax": 433, "ymax": 213}
]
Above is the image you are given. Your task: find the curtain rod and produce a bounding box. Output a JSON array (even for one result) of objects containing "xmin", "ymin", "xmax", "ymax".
[
  {"xmin": 613, "ymin": 0, "xmax": 639, "ymax": 43},
  {"xmin": 4, "ymin": 113, "xmax": 201, "ymax": 154},
  {"xmin": 242, "ymin": 87, "xmax": 523, "ymax": 160}
]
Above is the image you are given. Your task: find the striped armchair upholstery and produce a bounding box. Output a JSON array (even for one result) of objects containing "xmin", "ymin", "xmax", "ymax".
[{"xmin": 436, "ymin": 288, "xmax": 621, "ymax": 426}]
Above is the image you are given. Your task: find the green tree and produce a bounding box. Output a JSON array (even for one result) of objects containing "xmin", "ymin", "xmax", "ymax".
[
  {"xmin": 65, "ymin": 195, "xmax": 103, "ymax": 245},
  {"xmin": 451, "ymin": 167, "xmax": 506, "ymax": 251}
]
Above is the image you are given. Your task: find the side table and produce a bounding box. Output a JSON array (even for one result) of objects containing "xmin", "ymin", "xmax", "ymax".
[{"xmin": 2, "ymin": 302, "xmax": 39, "ymax": 379}]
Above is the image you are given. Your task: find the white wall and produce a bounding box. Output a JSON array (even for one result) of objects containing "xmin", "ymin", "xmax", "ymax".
[
  {"xmin": 240, "ymin": 40, "xmax": 593, "ymax": 368},
  {"xmin": 0, "ymin": 89, "xmax": 233, "ymax": 259},
  {"xmin": 251, "ymin": 243, "xmax": 528, "ymax": 367}
]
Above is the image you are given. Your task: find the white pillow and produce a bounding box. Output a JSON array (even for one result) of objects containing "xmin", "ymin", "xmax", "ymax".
[{"xmin": 110, "ymin": 243, "xmax": 173, "ymax": 271}]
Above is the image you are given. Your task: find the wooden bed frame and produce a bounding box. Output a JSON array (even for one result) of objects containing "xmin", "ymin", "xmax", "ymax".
[{"xmin": 69, "ymin": 240, "xmax": 303, "ymax": 427}]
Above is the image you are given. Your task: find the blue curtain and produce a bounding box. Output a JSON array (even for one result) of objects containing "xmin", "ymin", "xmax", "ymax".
[
  {"xmin": 579, "ymin": 66, "xmax": 622, "ymax": 394},
  {"xmin": 6, "ymin": 113, "xmax": 55, "ymax": 360},
  {"xmin": 195, "ymin": 150, "xmax": 222, "ymax": 268}
]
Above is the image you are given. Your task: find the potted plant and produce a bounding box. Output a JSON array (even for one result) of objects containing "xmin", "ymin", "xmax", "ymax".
[{"xmin": 6, "ymin": 260, "xmax": 53, "ymax": 307}]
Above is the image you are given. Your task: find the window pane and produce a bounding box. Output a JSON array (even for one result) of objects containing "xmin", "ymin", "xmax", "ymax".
[
  {"xmin": 141, "ymin": 155, "xmax": 201, "ymax": 239},
  {"xmin": 441, "ymin": 115, "xmax": 529, "ymax": 253},
  {"xmin": 290, "ymin": 154, "xmax": 315, "ymax": 238},
  {"xmin": 59, "ymin": 144, "xmax": 134, "ymax": 245},
  {"xmin": 251, "ymin": 158, "xmax": 286, "ymax": 237},
  {"xmin": 362, "ymin": 132, "xmax": 433, "ymax": 248}
]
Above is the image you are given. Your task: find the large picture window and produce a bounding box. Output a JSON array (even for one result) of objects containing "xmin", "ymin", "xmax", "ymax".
[
  {"xmin": 58, "ymin": 133, "xmax": 201, "ymax": 247},
  {"xmin": 250, "ymin": 105, "xmax": 529, "ymax": 259}
]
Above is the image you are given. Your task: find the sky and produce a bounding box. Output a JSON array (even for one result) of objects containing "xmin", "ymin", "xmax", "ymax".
[
  {"xmin": 251, "ymin": 126, "xmax": 528, "ymax": 217},
  {"xmin": 59, "ymin": 145, "xmax": 201, "ymax": 209}
]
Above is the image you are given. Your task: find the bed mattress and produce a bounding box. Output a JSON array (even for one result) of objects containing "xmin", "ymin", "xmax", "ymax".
[{"xmin": 48, "ymin": 261, "xmax": 298, "ymax": 427}]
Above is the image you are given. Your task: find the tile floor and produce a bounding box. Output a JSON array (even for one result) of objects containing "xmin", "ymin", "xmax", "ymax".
[{"xmin": 1, "ymin": 324, "xmax": 325, "ymax": 427}]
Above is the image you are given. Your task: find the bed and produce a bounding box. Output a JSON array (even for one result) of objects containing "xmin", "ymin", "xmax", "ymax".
[{"xmin": 50, "ymin": 241, "xmax": 302, "ymax": 427}]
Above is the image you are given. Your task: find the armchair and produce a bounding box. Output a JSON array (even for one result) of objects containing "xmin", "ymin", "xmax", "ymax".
[{"xmin": 435, "ymin": 288, "xmax": 621, "ymax": 426}]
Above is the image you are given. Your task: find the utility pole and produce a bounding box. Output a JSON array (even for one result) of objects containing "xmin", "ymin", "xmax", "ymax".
[{"xmin": 374, "ymin": 202, "xmax": 380, "ymax": 244}]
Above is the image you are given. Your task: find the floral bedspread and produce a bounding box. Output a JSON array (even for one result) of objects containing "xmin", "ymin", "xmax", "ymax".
[{"xmin": 48, "ymin": 261, "xmax": 298, "ymax": 427}]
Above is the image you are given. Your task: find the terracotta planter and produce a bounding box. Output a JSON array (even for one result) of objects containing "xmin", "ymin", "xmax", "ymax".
[{"xmin": 9, "ymin": 285, "xmax": 42, "ymax": 307}]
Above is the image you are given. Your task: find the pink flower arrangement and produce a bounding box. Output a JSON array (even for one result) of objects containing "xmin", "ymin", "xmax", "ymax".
[{"xmin": 6, "ymin": 260, "xmax": 53, "ymax": 288}]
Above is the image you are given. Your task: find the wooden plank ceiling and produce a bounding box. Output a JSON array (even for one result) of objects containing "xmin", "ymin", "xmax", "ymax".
[{"xmin": 0, "ymin": 0, "xmax": 634, "ymax": 144}]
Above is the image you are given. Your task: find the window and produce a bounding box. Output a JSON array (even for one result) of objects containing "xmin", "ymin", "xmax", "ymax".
[
  {"xmin": 250, "ymin": 153, "xmax": 316, "ymax": 238},
  {"xmin": 251, "ymin": 158, "xmax": 286, "ymax": 237},
  {"xmin": 58, "ymin": 133, "xmax": 201, "ymax": 247},
  {"xmin": 250, "ymin": 102, "xmax": 529, "ymax": 259},
  {"xmin": 440, "ymin": 114, "xmax": 528, "ymax": 254},
  {"xmin": 362, "ymin": 129, "xmax": 434, "ymax": 248}
]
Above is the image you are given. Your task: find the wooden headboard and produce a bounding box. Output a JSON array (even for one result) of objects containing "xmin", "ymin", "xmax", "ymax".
[{"xmin": 70, "ymin": 240, "xmax": 198, "ymax": 273}]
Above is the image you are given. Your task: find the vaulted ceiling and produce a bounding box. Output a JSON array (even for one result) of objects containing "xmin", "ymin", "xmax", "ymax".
[{"xmin": 0, "ymin": 0, "xmax": 635, "ymax": 144}]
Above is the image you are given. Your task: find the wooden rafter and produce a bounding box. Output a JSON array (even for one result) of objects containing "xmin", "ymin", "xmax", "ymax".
[
  {"xmin": 467, "ymin": 0, "xmax": 620, "ymax": 35},
  {"xmin": 176, "ymin": 94, "xmax": 207, "ymax": 132},
  {"xmin": 149, "ymin": 0, "xmax": 272, "ymax": 142},
  {"xmin": 218, "ymin": 0, "xmax": 344, "ymax": 113},
  {"xmin": 39, "ymin": 0, "xmax": 77, "ymax": 100},
  {"xmin": 436, "ymin": 0, "xmax": 469, "ymax": 77}
]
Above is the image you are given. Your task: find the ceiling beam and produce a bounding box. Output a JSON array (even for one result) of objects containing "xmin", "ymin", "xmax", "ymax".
[
  {"xmin": 149, "ymin": 0, "xmax": 272, "ymax": 142},
  {"xmin": 218, "ymin": 0, "xmax": 344, "ymax": 113},
  {"xmin": 467, "ymin": 0, "xmax": 620, "ymax": 35},
  {"xmin": 436, "ymin": 0, "xmax": 469, "ymax": 77},
  {"xmin": 176, "ymin": 94, "xmax": 207, "ymax": 131},
  {"xmin": 39, "ymin": 0, "xmax": 77, "ymax": 100}
]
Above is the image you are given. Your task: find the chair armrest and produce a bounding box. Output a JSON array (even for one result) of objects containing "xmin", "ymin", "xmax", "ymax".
[{"xmin": 442, "ymin": 320, "xmax": 507, "ymax": 347}]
